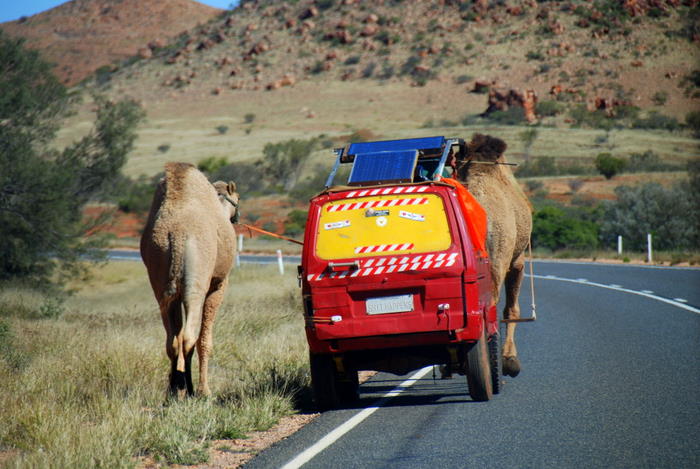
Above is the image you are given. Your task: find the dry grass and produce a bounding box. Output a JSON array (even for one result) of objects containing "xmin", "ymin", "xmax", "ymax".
[{"xmin": 0, "ymin": 262, "xmax": 308, "ymax": 468}]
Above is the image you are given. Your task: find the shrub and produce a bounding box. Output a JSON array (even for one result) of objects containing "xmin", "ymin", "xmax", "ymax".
[
  {"xmin": 687, "ymin": 110, "xmax": 700, "ymax": 137},
  {"xmin": 532, "ymin": 205, "xmax": 599, "ymax": 250},
  {"xmin": 651, "ymin": 91, "xmax": 668, "ymax": 105},
  {"xmin": 600, "ymin": 182, "xmax": 699, "ymax": 251},
  {"xmin": 114, "ymin": 174, "xmax": 160, "ymax": 214},
  {"xmin": 258, "ymin": 137, "xmax": 320, "ymax": 192},
  {"xmin": 362, "ymin": 62, "xmax": 377, "ymax": 78},
  {"xmin": 317, "ymin": 0, "xmax": 335, "ymax": 10},
  {"xmin": 627, "ymin": 150, "xmax": 680, "ymax": 172},
  {"xmin": 379, "ymin": 63, "xmax": 395, "ymax": 79},
  {"xmin": 632, "ymin": 111, "xmax": 680, "ymax": 131},
  {"xmin": 310, "ymin": 60, "xmax": 325, "ymax": 74},
  {"xmin": 198, "ymin": 156, "xmax": 228, "ymax": 175},
  {"xmin": 536, "ymin": 100, "xmax": 563, "ymax": 117},
  {"xmin": 526, "ymin": 180, "xmax": 544, "ymax": 192},
  {"xmin": 517, "ymin": 157, "xmax": 558, "ymax": 177},
  {"xmin": 210, "ymin": 161, "xmax": 265, "ymax": 198},
  {"xmin": 283, "ymin": 209, "xmax": 308, "ymax": 236},
  {"xmin": 290, "ymin": 170, "xmax": 328, "ymax": 202},
  {"xmin": 519, "ymin": 128, "xmax": 539, "ymax": 160},
  {"xmin": 568, "ymin": 178, "xmax": 585, "ymax": 193},
  {"xmin": 595, "ymin": 153, "xmax": 626, "ymax": 179},
  {"xmin": 484, "ymin": 107, "xmax": 526, "ymax": 125},
  {"xmin": 569, "ymin": 105, "xmax": 614, "ymax": 130},
  {"xmin": 216, "ymin": 125, "xmax": 229, "ymax": 135},
  {"xmin": 157, "ymin": 143, "xmax": 171, "ymax": 153}
]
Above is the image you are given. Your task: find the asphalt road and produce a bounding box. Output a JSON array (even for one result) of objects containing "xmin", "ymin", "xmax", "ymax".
[{"xmin": 244, "ymin": 262, "xmax": 700, "ymax": 469}]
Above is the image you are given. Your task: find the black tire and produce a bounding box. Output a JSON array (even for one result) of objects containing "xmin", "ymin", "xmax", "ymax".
[
  {"xmin": 488, "ymin": 333, "xmax": 501, "ymax": 395},
  {"xmin": 309, "ymin": 354, "xmax": 340, "ymax": 411},
  {"xmin": 466, "ymin": 326, "xmax": 493, "ymax": 402}
]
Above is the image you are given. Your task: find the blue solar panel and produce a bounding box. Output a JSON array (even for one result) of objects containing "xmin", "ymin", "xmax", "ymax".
[
  {"xmin": 348, "ymin": 150, "xmax": 418, "ymax": 185},
  {"xmin": 347, "ymin": 136, "xmax": 445, "ymax": 157}
]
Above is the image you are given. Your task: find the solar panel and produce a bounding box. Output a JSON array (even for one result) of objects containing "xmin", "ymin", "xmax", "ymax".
[
  {"xmin": 347, "ymin": 150, "xmax": 418, "ymax": 186},
  {"xmin": 346, "ymin": 136, "xmax": 445, "ymax": 159}
]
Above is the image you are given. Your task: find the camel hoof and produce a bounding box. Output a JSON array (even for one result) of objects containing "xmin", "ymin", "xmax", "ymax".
[{"xmin": 502, "ymin": 357, "xmax": 521, "ymax": 377}]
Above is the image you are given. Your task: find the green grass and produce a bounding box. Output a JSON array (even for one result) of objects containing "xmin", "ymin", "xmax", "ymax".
[{"xmin": 0, "ymin": 262, "xmax": 308, "ymax": 467}]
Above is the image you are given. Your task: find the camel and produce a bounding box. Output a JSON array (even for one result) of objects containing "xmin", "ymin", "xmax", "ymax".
[
  {"xmin": 140, "ymin": 162, "xmax": 239, "ymax": 397},
  {"xmin": 456, "ymin": 134, "xmax": 532, "ymax": 377}
]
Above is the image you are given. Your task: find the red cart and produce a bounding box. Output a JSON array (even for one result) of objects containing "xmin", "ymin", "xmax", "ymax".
[{"xmin": 298, "ymin": 137, "xmax": 499, "ymax": 409}]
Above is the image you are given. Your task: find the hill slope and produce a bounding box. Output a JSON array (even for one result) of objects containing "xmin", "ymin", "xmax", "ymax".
[
  {"xmin": 88, "ymin": 0, "xmax": 699, "ymax": 117},
  {"xmin": 0, "ymin": 0, "xmax": 223, "ymax": 85}
]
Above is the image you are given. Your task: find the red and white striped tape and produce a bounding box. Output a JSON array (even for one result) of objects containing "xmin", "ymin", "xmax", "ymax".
[
  {"xmin": 327, "ymin": 197, "xmax": 428, "ymax": 212},
  {"xmin": 306, "ymin": 252, "xmax": 459, "ymax": 281},
  {"xmin": 355, "ymin": 243, "xmax": 414, "ymax": 254},
  {"xmin": 344, "ymin": 186, "xmax": 429, "ymax": 198}
]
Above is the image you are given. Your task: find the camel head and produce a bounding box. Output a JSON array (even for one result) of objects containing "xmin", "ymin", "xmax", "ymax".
[
  {"xmin": 213, "ymin": 181, "xmax": 240, "ymax": 223},
  {"xmin": 466, "ymin": 133, "xmax": 507, "ymax": 163},
  {"xmin": 456, "ymin": 133, "xmax": 508, "ymax": 179}
]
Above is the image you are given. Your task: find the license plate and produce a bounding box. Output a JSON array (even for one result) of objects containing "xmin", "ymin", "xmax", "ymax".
[{"xmin": 366, "ymin": 294, "xmax": 414, "ymax": 315}]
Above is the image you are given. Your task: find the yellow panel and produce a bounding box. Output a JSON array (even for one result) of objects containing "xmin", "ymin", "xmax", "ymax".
[{"xmin": 316, "ymin": 193, "xmax": 453, "ymax": 260}]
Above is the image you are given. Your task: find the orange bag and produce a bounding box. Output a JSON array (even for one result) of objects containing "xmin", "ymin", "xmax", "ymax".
[{"xmin": 441, "ymin": 177, "xmax": 488, "ymax": 257}]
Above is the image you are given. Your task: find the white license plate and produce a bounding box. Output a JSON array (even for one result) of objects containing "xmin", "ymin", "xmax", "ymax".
[{"xmin": 366, "ymin": 294, "xmax": 414, "ymax": 315}]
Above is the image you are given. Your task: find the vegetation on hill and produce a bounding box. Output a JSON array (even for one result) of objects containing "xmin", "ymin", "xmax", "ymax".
[{"xmin": 81, "ymin": 0, "xmax": 699, "ymax": 122}]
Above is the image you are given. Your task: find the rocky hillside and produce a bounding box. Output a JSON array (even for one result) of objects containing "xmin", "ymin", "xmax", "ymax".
[
  {"xmin": 85, "ymin": 0, "xmax": 700, "ymax": 119},
  {"xmin": 0, "ymin": 0, "xmax": 223, "ymax": 85}
]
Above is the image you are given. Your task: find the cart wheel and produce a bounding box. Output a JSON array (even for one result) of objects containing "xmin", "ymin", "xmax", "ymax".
[
  {"xmin": 309, "ymin": 354, "xmax": 340, "ymax": 411},
  {"xmin": 466, "ymin": 327, "xmax": 493, "ymax": 402},
  {"xmin": 488, "ymin": 333, "xmax": 501, "ymax": 395}
]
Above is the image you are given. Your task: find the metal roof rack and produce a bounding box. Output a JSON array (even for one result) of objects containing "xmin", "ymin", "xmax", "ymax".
[{"xmin": 325, "ymin": 136, "xmax": 465, "ymax": 188}]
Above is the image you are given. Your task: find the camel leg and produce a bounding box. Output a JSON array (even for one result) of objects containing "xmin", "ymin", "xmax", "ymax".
[
  {"xmin": 184, "ymin": 347, "xmax": 195, "ymax": 396},
  {"xmin": 162, "ymin": 297, "xmax": 188, "ymax": 397},
  {"xmin": 196, "ymin": 278, "xmax": 227, "ymax": 397},
  {"xmin": 502, "ymin": 253, "xmax": 525, "ymax": 377},
  {"xmin": 181, "ymin": 290, "xmax": 205, "ymax": 397}
]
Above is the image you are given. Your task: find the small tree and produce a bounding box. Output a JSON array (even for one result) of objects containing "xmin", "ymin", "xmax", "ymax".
[
  {"xmin": 518, "ymin": 128, "xmax": 539, "ymax": 161},
  {"xmin": 595, "ymin": 153, "xmax": 626, "ymax": 179},
  {"xmin": 0, "ymin": 31, "xmax": 144, "ymax": 285},
  {"xmin": 257, "ymin": 138, "xmax": 319, "ymax": 192}
]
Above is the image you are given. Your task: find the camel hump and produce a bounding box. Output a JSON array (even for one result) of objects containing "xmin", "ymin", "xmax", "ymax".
[{"xmin": 163, "ymin": 162, "xmax": 213, "ymax": 204}]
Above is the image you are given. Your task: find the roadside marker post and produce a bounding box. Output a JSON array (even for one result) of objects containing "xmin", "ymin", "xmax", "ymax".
[
  {"xmin": 617, "ymin": 235, "xmax": 622, "ymax": 255},
  {"xmin": 277, "ymin": 249, "xmax": 284, "ymax": 275}
]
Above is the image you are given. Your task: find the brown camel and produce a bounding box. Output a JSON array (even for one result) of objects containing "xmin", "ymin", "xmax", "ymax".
[
  {"xmin": 456, "ymin": 134, "xmax": 532, "ymax": 377},
  {"xmin": 140, "ymin": 162, "xmax": 239, "ymax": 397}
]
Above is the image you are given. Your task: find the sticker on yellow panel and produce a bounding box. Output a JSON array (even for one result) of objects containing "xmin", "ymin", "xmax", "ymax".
[{"xmin": 316, "ymin": 193, "xmax": 453, "ymax": 260}]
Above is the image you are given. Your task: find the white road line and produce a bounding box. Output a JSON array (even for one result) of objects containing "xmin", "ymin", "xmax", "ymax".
[
  {"xmin": 281, "ymin": 366, "xmax": 433, "ymax": 469},
  {"xmin": 528, "ymin": 274, "xmax": 700, "ymax": 315},
  {"xmin": 674, "ymin": 298, "xmax": 688, "ymax": 303}
]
